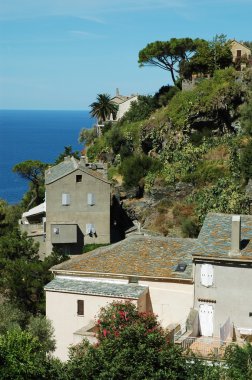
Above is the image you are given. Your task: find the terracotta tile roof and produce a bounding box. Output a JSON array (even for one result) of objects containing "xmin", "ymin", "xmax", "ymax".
[
  {"xmin": 195, "ymin": 213, "xmax": 252, "ymax": 260},
  {"xmin": 51, "ymin": 235, "xmax": 196, "ymax": 280},
  {"xmin": 44, "ymin": 277, "xmax": 147, "ymax": 299}
]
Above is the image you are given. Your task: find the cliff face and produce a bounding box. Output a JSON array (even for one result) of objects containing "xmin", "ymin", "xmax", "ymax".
[{"xmin": 114, "ymin": 182, "xmax": 196, "ymax": 238}]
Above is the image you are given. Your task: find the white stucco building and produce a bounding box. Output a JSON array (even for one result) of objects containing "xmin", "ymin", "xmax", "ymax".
[
  {"xmin": 45, "ymin": 212, "xmax": 252, "ymax": 361},
  {"xmin": 45, "ymin": 234, "xmax": 195, "ymax": 360}
]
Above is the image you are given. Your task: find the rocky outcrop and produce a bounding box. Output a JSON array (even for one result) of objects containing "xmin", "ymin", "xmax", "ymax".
[{"xmin": 113, "ymin": 182, "xmax": 195, "ymax": 237}]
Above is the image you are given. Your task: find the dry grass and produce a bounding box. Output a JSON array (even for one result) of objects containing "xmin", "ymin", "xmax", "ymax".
[{"xmin": 204, "ymin": 145, "xmax": 229, "ymax": 161}]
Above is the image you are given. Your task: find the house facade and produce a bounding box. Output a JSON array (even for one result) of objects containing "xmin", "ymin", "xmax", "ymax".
[
  {"xmin": 96, "ymin": 89, "xmax": 138, "ymax": 135},
  {"xmin": 45, "ymin": 234, "xmax": 195, "ymax": 360},
  {"xmin": 45, "ymin": 156, "xmax": 111, "ymax": 255},
  {"xmin": 110, "ymin": 89, "xmax": 138, "ymax": 121},
  {"xmin": 193, "ymin": 213, "xmax": 252, "ymax": 338},
  {"xmin": 230, "ymin": 40, "xmax": 251, "ymax": 70},
  {"xmin": 20, "ymin": 156, "xmax": 111, "ymax": 256}
]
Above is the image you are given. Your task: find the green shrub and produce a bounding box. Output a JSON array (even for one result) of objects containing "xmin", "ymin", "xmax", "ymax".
[
  {"xmin": 83, "ymin": 243, "xmax": 109, "ymax": 253},
  {"xmin": 185, "ymin": 160, "xmax": 228, "ymax": 185},
  {"xmin": 240, "ymin": 139, "xmax": 252, "ymax": 181},
  {"xmin": 188, "ymin": 177, "xmax": 250, "ymax": 223},
  {"xmin": 181, "ymin": 218, "xmax": 200, "ymax": 238},
  {"xmin": 118, "ymin": 95, "xmax": 157, "ymax": 123},
  {"xmin": 120, "ymin": 155, "xmax": 162, "ymax": 189}
]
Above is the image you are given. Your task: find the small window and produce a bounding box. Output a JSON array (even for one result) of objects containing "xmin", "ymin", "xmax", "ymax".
[
  {"xmin": 77, "ymin": 300, "xmax": 84, "ymax": 316},
  {"xmin": 76, "ymin": 175, "xmax": 82, "ymax": 183},
  {"xmin": 237, "ymin": 49, "xmax": 242, "ymax": 57},
  {"xmin": 62, "ymin": 193, "xmax": 70, "ymax": 206},
  {"xmin": 87, "ymin": 193, "xmax": 95, "ymax": 206}
]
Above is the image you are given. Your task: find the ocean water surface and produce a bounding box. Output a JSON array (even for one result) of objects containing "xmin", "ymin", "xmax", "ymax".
[{"xmin": 0, "ymin": 110, "xmax": 94, "ymax": 204}]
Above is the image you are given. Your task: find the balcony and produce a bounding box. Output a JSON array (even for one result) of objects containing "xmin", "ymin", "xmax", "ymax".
[{"xmin": 20, "ymin": 222, "xmax": 44, "ymax": 237}]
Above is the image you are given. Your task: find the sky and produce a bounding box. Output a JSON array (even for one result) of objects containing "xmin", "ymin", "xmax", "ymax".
[{"xmin": 0, "ymin": 0, "xmax": 251, "ymax": 110}]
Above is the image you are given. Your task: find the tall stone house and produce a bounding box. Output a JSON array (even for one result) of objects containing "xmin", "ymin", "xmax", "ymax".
[{"xmin": 20, "ymin": 156, "xmax": 111, "ymax": 256}]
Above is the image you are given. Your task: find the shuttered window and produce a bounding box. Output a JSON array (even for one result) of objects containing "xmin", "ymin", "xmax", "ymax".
[
  {"xmin": 200, "ymin": 264, "xmax": 214, "ymax": 287},
  {"xmin": 87, "ymin": 193, "xmax": 95, "ymax": 206},
  {"xmin": 77, "ymin": 300, "xmax": 84, "ymax": 316},
  {"xmin": 62, "ymin": 193, "xmax": 70, "ymax": 206},
  {"xmin": 86, "ymin": 224, "xmax": 96, "ymax": 235}
]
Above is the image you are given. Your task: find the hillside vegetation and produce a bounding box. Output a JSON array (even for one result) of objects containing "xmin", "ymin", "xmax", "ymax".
[{"xmin": 81, "ymin": 67, "xmax": 252, "ymax": 237}]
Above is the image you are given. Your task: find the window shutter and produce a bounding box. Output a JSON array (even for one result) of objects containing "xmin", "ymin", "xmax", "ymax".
[
  {"xmin": 62, "ymin": 193, "xmax": 70, "ymax": 205},
  {"xmin": 86, "ymin": 224, "xmax": 96, "ymax": 235},
  {"xmin": 201, "ymin": 264, "xmax": 214, "ymax": 287},
  {"xmin": 86, "ymin": 224, "xmax": 91, "ymax": 234},
  {"xmin": 87, "ymin": 193, "xmax": 95, "ymax": 206}
]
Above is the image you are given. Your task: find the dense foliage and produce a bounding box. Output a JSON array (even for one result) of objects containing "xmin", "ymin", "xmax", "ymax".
[
  {"xmin": 67, "ymin": 302, "xmax": 192, "ymax": 380},
  {"xmin": 83, "ymin": 66, "xmax": 252, "ymax": 235}
]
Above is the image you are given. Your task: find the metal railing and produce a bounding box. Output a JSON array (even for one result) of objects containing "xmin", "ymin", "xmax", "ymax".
[
  {"xmin": 176, "ymin": 336, "xmax": 244, "ymax": 359},
  {"xmin": 20, "ymin": 223, "xmax": 44, "ymax": 235}
]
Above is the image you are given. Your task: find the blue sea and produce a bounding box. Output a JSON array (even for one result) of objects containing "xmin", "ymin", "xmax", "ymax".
[{"xmin": 0, "ymin": 110, "xmax": 94, "ymax": 204}]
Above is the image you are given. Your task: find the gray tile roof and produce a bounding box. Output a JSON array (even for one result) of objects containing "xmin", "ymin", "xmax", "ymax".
[
  {"xmin": 49, "ymin": 213, "xmax": 252, "ymax": 283},
  {"xmin": 44, "ymin": 277, "xmax": 147, "ymax": 299},
  {"xmin": 45, "ymin": 156, "xmax": 110, "ymax": 185},
  {"xmin": 45, "ymin": 157, "xmax": 78, "ymax": 184},
  {"xmin": 195, "ymin": 213, "xmax": 252, "ymax": 259},
  {"xmin": 51, "ymin": 234, "xmax": 196, "ymax": 280}
]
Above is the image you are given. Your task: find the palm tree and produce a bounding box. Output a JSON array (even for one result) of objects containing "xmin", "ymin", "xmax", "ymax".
[{"xmin": 89, "ymin": 93, "xmax": 118, "ymax": 124}]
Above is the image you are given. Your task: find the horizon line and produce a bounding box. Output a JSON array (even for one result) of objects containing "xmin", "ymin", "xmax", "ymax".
[{"xmin": 0, "ymin": 108, "xmax": 90, "ymax": 112}]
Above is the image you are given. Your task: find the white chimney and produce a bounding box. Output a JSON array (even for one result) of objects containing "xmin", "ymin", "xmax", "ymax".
[{"xmin": 230, "ymin": 215, "xmax": 241, "ymax": 254}]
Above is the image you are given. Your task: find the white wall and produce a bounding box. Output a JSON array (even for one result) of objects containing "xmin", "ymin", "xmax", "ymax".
[
  {"xmin": 46, "ymin": 275, "xmax": 193, "ymax": 361},
  {"xmin": 139, "ymin": 279, "xmax": 194, "ymax": 327},
  {"xmin": 46, "ymin": 289, "xmax": 139, "ymax": 361},
  {"xmin": 194, "ymin": 261, "xmax": 252, "ymax": 336},
  {"xmin": 117, "ymin": 96, "xmax": 138, "ymax": 120}
]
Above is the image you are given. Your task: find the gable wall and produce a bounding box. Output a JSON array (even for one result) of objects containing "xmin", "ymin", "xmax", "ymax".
[
  {"xmin": 116, "ymin": 96, "xmax": 138, "ymax": 120},
  {"xmin": 231, "ymin": 41, "xmax": 251, "ymax": 60}
]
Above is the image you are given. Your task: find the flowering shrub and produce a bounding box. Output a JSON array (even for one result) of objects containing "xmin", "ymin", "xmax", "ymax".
[
  {"xmin": 96, "ymin": 301, "xmax": 161, "ymax": 342},
  {"xmin": 67, "ymin": 301, "xmax": 190, "ymax": 380}
]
